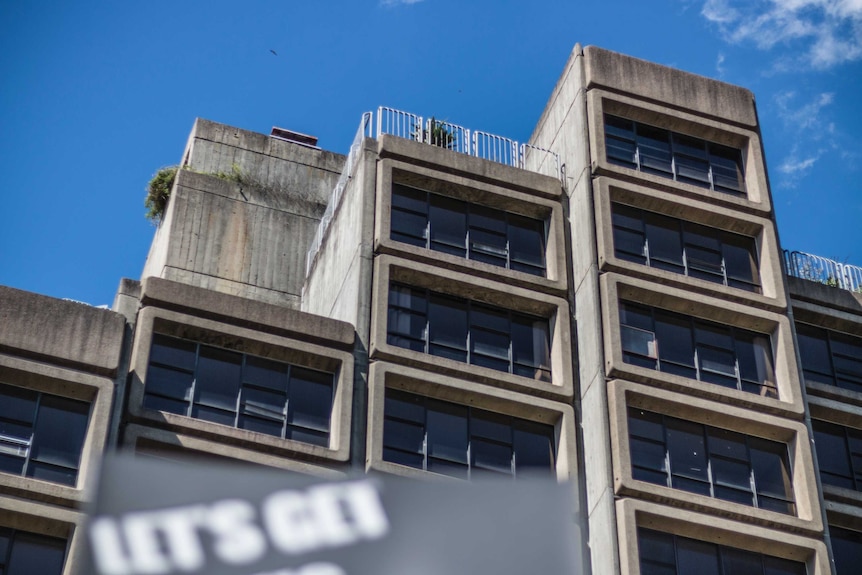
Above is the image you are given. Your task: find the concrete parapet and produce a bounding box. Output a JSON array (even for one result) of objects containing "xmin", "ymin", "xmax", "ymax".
[
  {"xmin": 0, "ymin": 285, "xmax": 125, "ymax": 376},
  {"xmin": 584, "ymin": 46, "xmax": 757, "ymax": 128}
]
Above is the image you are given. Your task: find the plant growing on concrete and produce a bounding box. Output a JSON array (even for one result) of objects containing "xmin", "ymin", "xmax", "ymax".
[
  {"xmin": 414, "ymin": 117, "xmax": 456, "ymax": 150},
  {"xmin": 145, "ymin": 166, "xmax": 179, "ymax": 224}
]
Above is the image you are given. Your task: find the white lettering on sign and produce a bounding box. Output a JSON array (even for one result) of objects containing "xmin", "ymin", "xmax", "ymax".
[{"xmin": 89, "ymin": 480, "xmax": 389, "ymax": 575}]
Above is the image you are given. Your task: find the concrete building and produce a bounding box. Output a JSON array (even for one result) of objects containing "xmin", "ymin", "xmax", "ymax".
[{"xmin": 1, "ymin": 44, "xmax": 861, "ymax": 575}]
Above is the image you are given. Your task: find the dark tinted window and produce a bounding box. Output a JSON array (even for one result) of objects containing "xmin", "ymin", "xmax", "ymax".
[
  {"xmin": 796, "ymin": 324, "xmax": 862, "ymax": 393},
  {"xmin": 628, "ymin": 408, "xmax": 795, "ymax": 514},
  {"xmin": 812, "ymin": 420, "xmax": 862, "ymax": 491},
  {"xmin": 604, "ymin": 114, "xmax": 746, "ymax": 195},
  {"xmin": 391, "ymin": 184, "xmax": 547, "ymax": 276},
  {"xmin": 612, "ymin": 203, "xmax": 760, "ymax": 292},
  {"xmin": 388, "ymin": 284, "xmax": 552, "ymax": 381},
  {"xmin": 619, "ymin": 302, "xmax": 776, "ymax": 397},
  {"xmin": 831, "ymin": 526, "xmax": 862, "ymax": 575},
  {"xmin": 0, "ymin": 527, "xmax": 67, "ymax": 575},
  {"xmin": 144, "ymin": 334, "xmax": 335, "ymax": 447},
  {"xmin": 383, "ymin": 389, "xmax": 554, "ymax": 479},
  {"xmin": 0, "ymin": 383, "xmax": 89, "ymax": 487}
]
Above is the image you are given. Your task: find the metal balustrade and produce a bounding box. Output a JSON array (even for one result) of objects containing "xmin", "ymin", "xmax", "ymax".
[
  {"xmin": 306, "ymin": 108, "xmax": 563, "ymax": 276},
  {"xmin": 784, "ymin": 250, "xmax": 862, "ymax": 292}
]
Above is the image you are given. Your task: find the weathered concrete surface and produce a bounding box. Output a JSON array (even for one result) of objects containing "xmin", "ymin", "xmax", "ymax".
[
  {"xmin": 584, "ymin": 45, "xmax": 758, "ymax": 128},
  {"xmin": 0, "ymin": 285, "xmax": 125, "ymax": 376},
  {"xmin": 787, "ymin": 276, "xmax": 862, "ymax": 315},
  {"xmin": 140, "ymin": 276, "xmax": 354, "ymax": 348},
  {"xmin": 142, "ymin": 118, "xmax": 347, "ymax": 308}
]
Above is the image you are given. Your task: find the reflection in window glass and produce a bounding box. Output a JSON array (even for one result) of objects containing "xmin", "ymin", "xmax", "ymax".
[
  {"xmin": 144, "ymin": 334, "xmax": 335, "ymax": 447},
  {"xmin": 0, "ymin": 383, "xmax": 89, "ymax": 487},
  {"xmin": 628, "ymin": 408, "xmax": 795, "ymax": 514},
  {"xmin": 832, "ymin": 526, "xmax": 862, "ymax": 575},
  {"xmin": 619, "ymin": 302, "xmax": 777, "ymax": 397},
  {"xmin": 383, "ymin": 389, "xmax": 554, "ymax": 479},
  {"xmin": 611, "ymin": 203, "xmax": 760, "ymax": 292},
  {"xmin": 391, "ymin": 184, "xmax": 547, "ymax": 277},
  {"xmin": 796, "ymin": 323, "xmax": 862, "ymax": 393},
  {"xmin": 0, "ymin": 527, "xmax": 67, "ymax": 575},
  {"xmin": 604, "ymin": 114, "xmax": 746, "ymax": 195},
  {"xmin": 387, "ymin": 284, "xmax": 552, "ymax": 382}
]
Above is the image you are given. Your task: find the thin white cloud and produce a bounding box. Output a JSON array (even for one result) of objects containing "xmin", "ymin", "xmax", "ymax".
[
  {"xmin": 380, "ymin": 0, "xmax": 424, "ymax": 6},
  {"xmin": 700, "ymin": 0, "xmax": 862, "ymax": 68},
  {"xmin": 716, "ymin": 52, "xmax": 727, "ymax": 76},
  {"xmin": 774, "ymin": 90, "xmax": 834, "ymax": 131}
]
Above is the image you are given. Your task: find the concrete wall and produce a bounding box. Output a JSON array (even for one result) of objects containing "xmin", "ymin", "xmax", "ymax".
[{"xmin": 141, "ymin": 119, "xmax": 346, "ymax": 309}]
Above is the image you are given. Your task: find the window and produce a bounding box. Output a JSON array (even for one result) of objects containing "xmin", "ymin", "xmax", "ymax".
[
  {"xmin": 605, "ymin": 114, "xmax": 745, "ymax": 195},
  {"xmin": 831, "ymin": 526, "xmax": 862, "ymax": 575},
  {"xmin": 383, "ymin": 389, "xmax": 555, "ymax": 479},
  {"xmin": 638, "ymin": 528, "xmax": 805, "ymax": 575},
  {"xmin": 143, "ymin": 334, "xmax": 335, "ymax": 447},
  {"xmin": 811, "ymin": 420, "xmax": 862, "ymax": 491},
  {"xmin": 0, "ymin": 527, "xmax": 67, "ymax": 575},
  {"xmin": 612, "ymin": 203, "xmax": 760, "ymax": 292},
  {"xmin": 391, "ymin": 184, "xmax": 547, "ymax": 276},
  {"xmin": 387, "ymin": 284, "xmax": 552, "ymax": 381},
  {"xmin": 619, "ymin": 302, "xmax": 776, "ymax": 397},
  {"xmin": 628, "ymin": 407, "xmax": 795, "ymax": 514},
  {"xmin": 0, "ymin": 383, "xmax": 90, "ymax": 487},
  {"xmin": 796, "ymin": 324, "xmax": 862, "ymax": 393}
]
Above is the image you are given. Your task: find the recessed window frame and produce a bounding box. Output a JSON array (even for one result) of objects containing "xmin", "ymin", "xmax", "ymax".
[
  {"xmin": 0, "ymin": 526, "xmax": 68, "ymax": 575},
  {"xmin": 627, "ymin": 406, "xmax": 796, "ymax": 514},
  {"xmin": 387, "ymin": 283, "xmax": 552, "ymax": 382},
  {"xmin": 612, "ymin": 202, "xmax": 760, "ymax": 293},
  {"xmin": 797, "ymin": 323, "xmax": 862, "ymax": 394},
  {"xmin": 619, "ymin": 300, "xmax": 777, "ymax": 398},
  {"xmin": 143, "ymin": 333, "xmax": 336, "ymax": 448},
  {"xmin": 604, "ymin": 114, "xmax": 746, "ymax": 196}
]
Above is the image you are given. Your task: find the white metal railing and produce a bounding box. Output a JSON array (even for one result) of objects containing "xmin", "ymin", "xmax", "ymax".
[
  {"xmin": 306, "ymin": 111, "xmax": 373, "ymax": 275},
  {"xmin": 784, "ymin": 250, "xmax": 862, "ymax": 292},
  {"xmin": 376, "ymin": 106, "xmax": 562, "ymax": 180}
]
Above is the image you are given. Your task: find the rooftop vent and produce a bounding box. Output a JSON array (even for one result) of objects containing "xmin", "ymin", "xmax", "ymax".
[{"xmin": 270, "ymin": 127, "xmax": 318, "ymax": 148}]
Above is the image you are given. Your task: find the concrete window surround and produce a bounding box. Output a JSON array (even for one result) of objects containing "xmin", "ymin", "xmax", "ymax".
[
  {"xmin": 370, "ymin": 254, "xmax": 574, "ymax": 401},
  {"xmin": 608, "ymin": 379, "xmax": 822, "ymax": 534},
  {"xmin": 374, "ymin": 158, "xmax": 568, "ymax": 296},
  {"xmin": 792, "ymin": 300, "xmax": 862, "ymax": 409},
  {"xmin": 121, "ymin": 424, "xmax": 346, "ymax": 478},
  {"xmin": 593, "ymin": 177, "xmax": 787, "ymax": 311},
  {"xmin": 127, "ymin": 307, "xmax": 354, "ymax": 463},
  {"xmin": 615, "ymin": 499, "xmax": 831, "ymax": 575},
  {"xmin": 0, "ymin": 355, "xmax": 113, "ymax": 507},
  {"xmin": 587, "ymin": 89, "xmax": 772, "ymax": 214},
  {"xmin": 365, "ymin": 361, "xmax": 578, "ymax": 486},
  {"xmin": 0, "ymin": 494, "xmax": 82, "ymax": 575},
  {"xmin": 600, "ymin": 273, "xmax": 804, "ymax": 416},
  {"xmin": 809, "ymin": 396, "xmax": 862, "ymax": 509}
]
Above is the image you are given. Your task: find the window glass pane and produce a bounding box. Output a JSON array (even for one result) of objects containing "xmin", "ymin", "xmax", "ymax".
[
  {"xmin": 426, "ymin": 402, "xmax": 468, "ymax": 466},
  {"xmin": 695, "ymin": 323, "xmax": 734, "ymax": 350},
  {"xmin": 614, "ymin": 228, "xmax": 647, "ymax": 262},
  {"xmin": 762, "ymin": 556, "xmax": 807, "ymax": 575},
  {"xmin": 620, "ymin": 302, "xmax": 654, "ymax": 331},
  {"xmin": 629, "ymin": 409, "xmax": 665, "ymax": 442},
  {"xmin": 637, "ymin": 529, "xmax": 675, "ymax": 567},
  {"xmin": 637, "ymin": 125, "xmax": 673, "ymax": 174},
  {"xmin": 605, "ymin": 115, "xmax": 635, "ymax": 139},
  {"xmin": 240, "ymin": 387, "xmax": 286, "ymax": 421},
  {"xmin": 645, "ymin": 214, "xmax": 683, "ymax": 268},
  {"xmin": 383, "ymin": 418, "xmax": 425, "ymax": 455},
  {"xmin": 708, "ymin": 427, "xmax": 748, "ymax": 460},
  {"xmin": 676, "ymin": 154, "xmax": 711, "ymax": 186},
  {"xmin": 622, "ymin": 325, "xmax": 658, "ymax": 360},
  {"xmin": 711, "ymin": 457, "xmax": 751, "ymax": 490},
  {"xmin": 666, "ymin": 418, "xmax": 708, "ymax": 482},
  {"xmin": 750, "ymin": 439, "xmax": 793, "ymax": 499},
  {"xmin": 720, "ymin": 547, "xmax": 762, "ymax": 575},
  {"xmin": 508, "ymin": 214, "xmax": 545, "ymax": 270},
  {"xmin": 472, "ymin": 412, "xmax": 511, "ymax": 443},
  {"xmin": 469, "ymin": 204, "xmax": 506, "ymax": 234},
  {"xmin": 736, "ymin": 334, "xmax": 775, "ymax": 390},
  {"xmin": 677, "ymin": 537, "xmax": 720, "ymax": 575},
  {"xmin": 391, "ymin": 184, "xmax": 427, "ymax": 213},
  {"xmin": 145, "ymin": 365, "xmax": 194, "ymax": 403},
  {"xmin": 655, "ymin": 314, "xmax": 694, "ymax": 368},
  {"xmin": 513, "ymin": 423, "xmax": 554, "ymax": 473},
  {"xmin": 150, "ymin": 334, "xmax": 197, "ymax": 371},
  {"xmin": 428, "ymin": 295, "xmax": 467, "ymax": 350},
  {"xmin": 6, "ymin": 532, "xmax": 66, "ymax": 575},
  {"xmin": 472, "ymin": 439, "xmax": 512, "ymax": 475},
  {"xmin": 389, "ymin": 284, "xmax": 426, "ymax": 312},
  {"xmin": 723, "ymin": 236, "xmax": 758, "ymax": 285},
  {"xmin": 195, "ymin": 346, "xmax": 242, "ymax": 412},
  {"xmin": 29, "ymin": 396, "xmax": 88, "ymax": 476},
  {"xmin": 631, "ymin": 437, "xmax": 667, "ymax": 475},
  {"xmin": 469, "ymin": 229, "xmax": 507, "ymax": 262},
  {"xmin": 288, "ymin": 368, "xmax": 333, "ymax": 433},
  {"xmin": 709, "ymin": 144, "xmax": 745, "ymax": 192},
  {"xmin": 429, "ymin": 195, "xmax": 467, "ymax": 255},
  {"xmin": 391, "ymin": 209, "xmax": 428, "ymax": 246},
  {"xmin": 0, "ymin": 385, "xmax": 37, "ymax": 425},
  {"xmin": 796, "ymin": 325, "xmax": 832, "ymax": 378},
  {"xmin": 511, "ymin": 317, "xmax": 550, "ymax": 380},
  {"xmin": 243, "ymin": 356, "xmax": 288, "ymax": 393},
  {"xmin": 831, "ymin": 526, "xmax": 862, "ymax": 575},
  {"xmin": 385, "ymin": 391, "xmax": 425, "ymax": 422}
]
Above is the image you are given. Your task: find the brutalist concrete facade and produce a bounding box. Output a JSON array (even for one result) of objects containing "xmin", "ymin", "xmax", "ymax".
[{"xmin": 1, "ymin": 44, "xmax": 860, "ymax": 575}]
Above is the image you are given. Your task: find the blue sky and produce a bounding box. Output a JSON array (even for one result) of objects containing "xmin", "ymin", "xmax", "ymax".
[{"xmin": 1, "ymin": 0, "xmax": 860, "ymax": 306}]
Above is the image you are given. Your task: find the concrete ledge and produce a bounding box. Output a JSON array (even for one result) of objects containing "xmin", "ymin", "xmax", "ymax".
[
  {"xmin": 0, "ymin": 285, "xmax": 125, "ymax": 376},
  {"xmin": 616, "ymin": 498, "xmax": 830, "ymax": 575},
  {"xmin": 121, "ymin": 424, "xmax": 346, "ymax": 478},
  {"xmin": 140, "ymin": 277, "xmax": 355, "ymax": 349},
  {"xmin": 377, "ymin": 135, "xmax": 562, "ymax": 200},
  {"xmin": 584, "ymin": 46, "xmax": 757, "ymax": 127},
  {"xmin": 788, "ymin": 276, "xmax": 862, "ymax": 315},
  {"xmin": 0, "ymin": 494, "xmax": 83, "ymax": 575},
  {"xmin": 608, "ymin": 379, "xmax": 822, "ymax": 534}
]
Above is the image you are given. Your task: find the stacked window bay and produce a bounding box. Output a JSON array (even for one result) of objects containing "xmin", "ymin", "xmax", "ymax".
[
  {"xmin": 589, "ymin": 66, "xmax": 821, "ymax": 575},
  {"xmin": 375, "ymin": 154, "xmax": 569, "ymax": 481}
]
